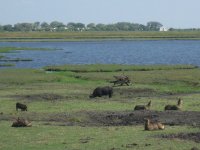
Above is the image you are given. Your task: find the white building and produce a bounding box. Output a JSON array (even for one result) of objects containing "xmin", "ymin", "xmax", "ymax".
[{"xmin": 159, "ymin": 27, "xmax": 169, "ymax": 31}]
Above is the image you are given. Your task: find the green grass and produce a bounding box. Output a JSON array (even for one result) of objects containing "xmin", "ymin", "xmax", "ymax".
[
  {"xmin": 1, "ymin": 65, "xmax": 200, "ymax": 149},
  {"xmin": 0, "ymin": 121, "xmax": 199, "ymax": 150},
  {"xmin": 0, "ymin": 47, "xmax": 60, "ymax": 53},
  {"xmin": 0, "ymin": 63, "xmax": 15, "ymax": 67},
  {"xmin": 44, "ymin": 64, "xmax": 197, "ymax": 72},
  {"xmin": 1, "ymin": 31, "xmax": 200, "ymax": 41}
]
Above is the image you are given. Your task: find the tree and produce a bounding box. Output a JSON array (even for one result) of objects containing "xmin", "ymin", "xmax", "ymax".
[
  {"xmin": 116, "ymin": 22, "xmax": 130, "ymax": 31},
  {"xmin": 75, "ymin": 23, "xmax": 85, "ymax": 29},
  {"xmin": 67, "ymin": 22, "xmax": 85, "ymax": 31},
  {"xmin": 146, "ymin": 21, "xmax": 163, "ymax": 31},
  {"xmin": 13, "ymin": 23, "xmax": 33, "ymax": 32},
  {"xmin": 3, "ymin": 24, "xmax": 13, "ymax": 31},
  {"xmin": 96, "ymin": 23, "xmax": 106, "ymax": 31},
  {"xmin": 40, "ymin": 22, "xmax": 50, "ymax": 31},
  {"xmin": 87, "ymin": 23, "xmax": 95, "ymax": 29},
  {"xmin": 105, "ymin": 24, "xmax": 118, "ymax": 31},
  {"xmin": 0, "ymin": 25, "xmax": 3, "ymax": 31},
  {"xmin": 50, "ymin": 21, "xmax": 65, "ymax": 29},
  {"xmin": 67, "ymin": 22, "xmax": 76, "ymax": 31},
  {"xmin": 33, "ymin": 22, "xmax": 40, "ymax": 31}
]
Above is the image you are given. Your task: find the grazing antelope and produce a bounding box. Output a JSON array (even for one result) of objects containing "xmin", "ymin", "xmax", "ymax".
[
  {"xmin": 134, "ymin": 101, "xmax": 151, "ymax": 110},
  {"xmin": 164, "ymin": 98, "xmax": 182, "ymax": 111},
  {"xmin": 144, "ymin": 119, "xmax": 165, "ymax": 131}
]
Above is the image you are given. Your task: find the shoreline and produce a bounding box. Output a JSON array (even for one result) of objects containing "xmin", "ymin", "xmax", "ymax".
[{"xmin": 1, "ymin": 31, "xmax": 200, "ymax": 42}]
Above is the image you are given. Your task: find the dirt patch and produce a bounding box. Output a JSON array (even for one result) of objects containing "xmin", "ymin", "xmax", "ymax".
[
  {"xmin": 11, "ymin": 93, "xmax": 64, "ymax": 101},
  {"xmin": 1, "ymin": 110, "xmax": 200, "ymax": 127},
  {"xmin": 157, "ymin": 132, "xmax": 200, "ymax": 143},
  {"xmin": 87, "ymin": 110, "xmax": 200, "ymax": 126}
]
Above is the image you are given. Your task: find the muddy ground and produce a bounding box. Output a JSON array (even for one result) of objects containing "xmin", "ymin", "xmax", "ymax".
[
  {"xmin": 1, "ymin": 110, "xmax": 200, "ymax": 127},
  {"xmin": 157, "ymin": 132, "xmax": 200, "ymax": 144},
  {"xmin": 1, "ymin": 111, "xmax": 200, "ymax": 148},
  {"xmin": 87, "ymin": 110, "xmax": 200, "ymax": 126}
]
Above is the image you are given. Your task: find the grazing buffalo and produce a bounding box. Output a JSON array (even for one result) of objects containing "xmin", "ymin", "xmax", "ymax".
[
  {"xmin": 90, "ymin": 86, "xmax": 113, "ymax": 98},
  {"xmin": 16, "ymin": 102, "xmax": 27, "ymax": 111}
]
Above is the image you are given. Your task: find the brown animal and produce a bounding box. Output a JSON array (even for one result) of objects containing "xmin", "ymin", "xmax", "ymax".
[
  {"xmin": 111, "ymin": 75, "xmax": 130, "ymax": 86},
  {"xmin": 16, "ymin": 102, "xmax": 27, "ymax": 111},
  {"xmin": 164, "ymin": 98, "xmax": 182, "ymax": 110},
  {"xmin": 134, "ymin": 101, "xmax": 151, "ymax": 110},
  {"xmin": 144, "ymin": 119, "xmax": 165, "ymax": 131},
  {"xmin": 11, "ymin": 117, "xmax": 32, "ymax": 127}
]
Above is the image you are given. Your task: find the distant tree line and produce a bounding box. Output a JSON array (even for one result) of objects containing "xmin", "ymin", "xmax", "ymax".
[
  {"xmin": 0, "ymin": 21, "xmax": 165, "ymax": 32},
  {"xmin": 0, "ymin": 21, "xmax": 199, "ymax": 32}
]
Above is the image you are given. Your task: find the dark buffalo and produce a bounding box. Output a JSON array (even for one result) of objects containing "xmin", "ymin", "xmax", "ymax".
[
  {"xmin": 90, "ymin": 86, "xmax": 113, "ymax": 98},
  {"xmin": 16, "ymin": 102, "xmax": 27, "ymax": 111}
]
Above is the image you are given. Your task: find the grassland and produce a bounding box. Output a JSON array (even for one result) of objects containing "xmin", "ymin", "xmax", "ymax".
[
  {"xmin": 0, "ymin": 65, "xmax": 200, "ymax": 150},
  {"xmin": 0, "ymin": 31, "xmax": 200, "ymax": 41}
]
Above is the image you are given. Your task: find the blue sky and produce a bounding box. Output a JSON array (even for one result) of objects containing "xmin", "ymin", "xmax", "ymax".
[{"xmin": 0, "ymin": 0, "xmax": 200, "ymax": 28}]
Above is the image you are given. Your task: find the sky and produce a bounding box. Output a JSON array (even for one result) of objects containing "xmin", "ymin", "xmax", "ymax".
[{"xmin": 0, "ymin": 0, "xmax": 200, "ymax": 28}]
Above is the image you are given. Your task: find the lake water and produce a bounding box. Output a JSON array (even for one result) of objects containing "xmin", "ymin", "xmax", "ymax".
[{"xmin": 0, "ymin": 40, "xmax": 200, "ymax": 68}]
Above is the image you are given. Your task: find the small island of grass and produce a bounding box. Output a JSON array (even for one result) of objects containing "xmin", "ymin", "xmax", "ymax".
[{"xmin": 0, "ymin": 46, "xmax": 62, "ymax": 53}]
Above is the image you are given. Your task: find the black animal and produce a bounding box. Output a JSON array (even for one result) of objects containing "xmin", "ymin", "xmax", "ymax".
[
  {"xmin": 90, "ymin": 86, "xmax": 113, "ymax": 98},
  {"xmin": 134, "ymin": 101, "xmax": 151, "ymax": 110},
  {"xmin": 16, "ymin": 102, "xmax": 27, "ymax": 111}
]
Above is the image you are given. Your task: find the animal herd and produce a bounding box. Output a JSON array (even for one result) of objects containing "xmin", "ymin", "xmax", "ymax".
[{"xmin": 14, "ymin": 82, "xmax": 183, "ymax": 131}]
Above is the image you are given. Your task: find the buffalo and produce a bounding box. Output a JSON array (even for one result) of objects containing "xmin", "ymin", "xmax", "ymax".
[
  {"xmin": 16, "ymin": 102, "xmax": 27, "ymax": 111},
  {"xmin": 90, "ymin": 86, "xmax": 113, "ymax": 98}
]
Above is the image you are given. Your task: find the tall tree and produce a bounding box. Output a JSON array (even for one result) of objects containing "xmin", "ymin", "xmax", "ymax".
[
  {"xmin": 146, "ymin": 21, "xmax": 163, "ymax": 31},
  {"xmin": 50, "ymin": 21, "xmax": 65, "ymax": 28},
  {"xmin": 40, "ymin": 22, "xmax": 50, "ymax": 31},
  {"xmin": 96, "ymin": 23, "xmax": 106, "ymax": 31},
  {"xmin": 0, "ymin": 25, "xmax": 3, "ymax": 31},
  {"xmin": 87, "ymin": 23, "xmax": 95, "ymax": 29},
  {"xmin": 33, "ymin": 22, "xmax": 40, "ymax": 31},
  {"xmin": 3, "ymin": 24, "xmax": 13, "ymax": 31}
]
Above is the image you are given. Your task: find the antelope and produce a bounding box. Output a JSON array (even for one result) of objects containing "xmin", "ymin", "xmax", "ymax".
[
  {"xmin": 164, "ymin": 98, "xmax": 182, "ymax": 110},
  {"xmin": 11, "ymin": 117, "xmax": 32, "ymax": 127},
  {"xmin": 134, "ymin": 101, "xmax": 151, "ymax": 110},
  {"xmin": 144, "ymin": 119, "xmax": 165, "ymax": 131}
]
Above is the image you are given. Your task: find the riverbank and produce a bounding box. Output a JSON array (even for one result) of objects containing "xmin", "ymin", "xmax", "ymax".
[{"xmin": 1, "ymin": 31, "xmax": 200, "ymax": 42}]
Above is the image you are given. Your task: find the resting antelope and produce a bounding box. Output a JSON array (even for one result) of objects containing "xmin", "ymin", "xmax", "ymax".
[
  {"xmin": 144, "ymin": 119, "xmax": 165, "ymax": 131},
  {"xmin": 11, "ymin": 117, "xmax": 32, "ymax": 127},
  {"xmin": 164, "ymin": 98, "xmax": 182, "ymax": 110},
  {"xmin": 134, "ymin": 101, "xmax": 151, "ymax": 110}
]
